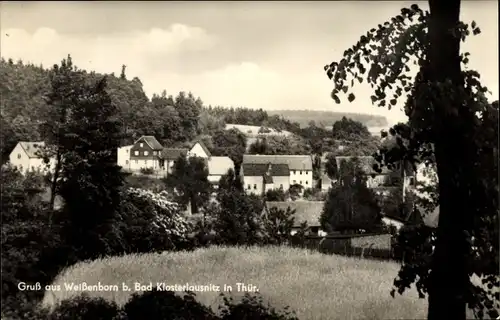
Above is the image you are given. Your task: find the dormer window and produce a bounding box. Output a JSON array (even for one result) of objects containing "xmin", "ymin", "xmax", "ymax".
[
  {"xmin": 144, "ymin": 151, "xmax": 149, "ymax": 156},
  {"xmin": 153, "ymin": 151, "xmax": 157, "ymax": 155},
  {"xmin": 140, "ymin": 143, "xmax": 143, "ymax": 148},
  {"xmin": 134, "ymin": 151, "xmax": 139, "ymax": 156}
]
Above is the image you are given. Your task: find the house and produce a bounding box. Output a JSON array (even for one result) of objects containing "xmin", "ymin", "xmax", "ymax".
[
  {"xmin": 241, "ymin": 163, "xmax": 289, "ymax": 195},
  {"xmin": 242, "ymin": 154, "xmax": 313, "ymax": 189},
  {"xmin": 207, "ymin": 156, "xmax": 235, "ymax": 186},
  {"xmin": 9, "ymin": 141, "xmax": 55, "ymax": 174},
  {"xmin": 263, "ymin": 201, "xmax": 327, "ymax": 236},
  {"xmin": 117, "ymin": 145, "xmax": 133, "ymax": 171},
  {"xmin": 129, "ymin": 136, "xmax": 164, "ymax": 171},
  {"xmin": 334, "ymin": 156, "xmax": 415, "ymax": 190},
  {"xmin": 188, "ymin": 140, "xmax": 212, "ymax": 159}
]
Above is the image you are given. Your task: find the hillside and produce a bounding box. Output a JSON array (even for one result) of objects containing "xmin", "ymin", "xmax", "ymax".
[
  {"xmin": 267, "ymin": 110, "xmax": 388, "ymax": 128},
  {"xmin": 0, "ymin": 58, "xmax": 297, "ymax": 160}
]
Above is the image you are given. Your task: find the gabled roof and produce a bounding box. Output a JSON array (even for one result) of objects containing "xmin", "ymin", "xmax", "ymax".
[
  {"xmin": 207, "ymin": 156, "xmax": 234, "ymax": 176},
  {"xmin": 191, "ymin": 140, "xmax": 212, "ymax": 157},
  {"xmin": 134, "ymin": 136, "xmax": 163, "ymax": 150},
  {"xmin": 383, "ymin": 204, "xmax": 439, "ymax": 229},
  {"xmin": 18, "ymin": 141, "xmax": 46, "ymax": 159},
  {"xmin": 162, "ymin": 148, "xmax": 188, "ymax": 160},
  {"xmin": 264, "ymin": 201, "xmax": 325, "ymax": 227},
  {"xmin": 243, "ymin": 154, "xmax": 312, "ymax": 170},
  {"xmin": 242, "ymin": 163, "xmax": 289, "ymax": 177}
]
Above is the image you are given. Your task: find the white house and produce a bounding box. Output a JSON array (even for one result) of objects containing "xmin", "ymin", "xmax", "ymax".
[
  {"xmin": 187, "ymin": 140, "xmax": 212, "ymax": 159},
  {"xmin": 9, "ymin": 141, "xmax": 55, "ymax": 174},
  {"xmin": 207, "ymin": 156, "xmax": 235, "ymax": 185},
  {"xmin": 242, "ymin": 154, "xmax": 313, "ymax": 189},
  {"xmin": 117, "ymin": 145, "xmax": 133, "ymax": 171},
  {"xmin": 129, "ymin": 136, "xmax": 165, "ymax": 172}
]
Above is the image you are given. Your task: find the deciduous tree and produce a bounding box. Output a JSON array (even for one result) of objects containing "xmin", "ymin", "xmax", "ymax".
[{"xmin": 323, "ymin": 3, "xmax": 498, "ymax": 319}]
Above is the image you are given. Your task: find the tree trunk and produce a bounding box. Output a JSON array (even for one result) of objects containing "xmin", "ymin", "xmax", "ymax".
[
  {"xmin": 426, "ymin": 0, "xmax": 474, "ymax": 319},
  {"xmin": 49, "ymin": 150, "xmax": 62, "ymax": 222}
]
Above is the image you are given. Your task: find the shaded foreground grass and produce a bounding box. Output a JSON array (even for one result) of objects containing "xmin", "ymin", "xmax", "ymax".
[{"xmin": 42, "ymin": 246, "xmax": 431, "ymax": 320}]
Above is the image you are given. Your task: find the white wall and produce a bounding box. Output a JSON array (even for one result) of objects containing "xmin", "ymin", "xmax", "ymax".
[
  {"xmin": 117, "ymin": 145, "xmax": 132, "ymax": 171},
  {"xmin": 129, "ymin": 158, "xmax": 160, "ymax": 171},
  {"xmin": 9, "ymin": 143, "xmax": 55, "ymax": 174},
  {"xmin": 289, "ymin": 169, "xmax": 313, "ymax": 188},
  {"xmin": 208, "ymin": 175, "xmax": 222, "ymax": 184},
  {"xmin": 189, "ymin": 143, "xmax": 209, "ymax": 159},
  {"xmin": 381, "ymin": 217, "xmax": 404, "ymax": 231}
]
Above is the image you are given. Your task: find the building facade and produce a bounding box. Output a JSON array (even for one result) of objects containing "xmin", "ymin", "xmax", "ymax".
[
  {"xmin": 9, "ymin": 141, "xmax": 56, "ymax": 174},
  {"xmin": 242, "ymin": 154, "xmax": 313, "ymax": 189}
]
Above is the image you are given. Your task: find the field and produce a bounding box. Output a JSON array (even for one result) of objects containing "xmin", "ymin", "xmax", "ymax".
[
  {"xmin": 42, "ymin": 246, "xmax": 431, "ymax": 320},
  {"xmin": 267, "ymin": 110, "xmax": 389, "ymax": 128}
]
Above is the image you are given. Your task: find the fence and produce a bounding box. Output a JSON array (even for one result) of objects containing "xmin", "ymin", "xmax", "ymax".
[{"xmin": 290, "ymin": 232, "xmax": 395, "ymax": 261}]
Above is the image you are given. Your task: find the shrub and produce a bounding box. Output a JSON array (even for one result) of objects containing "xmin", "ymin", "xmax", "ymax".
[
  {"xmin": 139, "ymin": 167, "xmax": 155, "ymax": 175},
  {"xmin": 219, "ymin": 293, "xmax": 299, "ymax": 320},
  {"xmin": 117, "ymin": 188, "xmax": 193, "ymax": 252},
  {"xmin": 123, "ymin": 289, "xmax": 217, "ymax": 320},
  {"xmin": 124, "ymin": 175, "xmax": 168, "ymax": 194},
  {"xmin": 49, "ymin": 294, "xmax": 120, "ymax": 320}
]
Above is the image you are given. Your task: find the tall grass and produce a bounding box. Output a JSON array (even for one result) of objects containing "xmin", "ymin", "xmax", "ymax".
[{"xmin": 42, "ymin": 246, "xmax": 430, "ymax": 319}]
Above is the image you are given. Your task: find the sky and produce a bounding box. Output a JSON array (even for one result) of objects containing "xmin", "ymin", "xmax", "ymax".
[{"xmin": 1, "ymin": 1, "xmax": 498, "ymax": 125}]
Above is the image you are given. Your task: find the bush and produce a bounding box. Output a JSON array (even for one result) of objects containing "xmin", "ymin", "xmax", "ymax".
[
  {"xmin": 123, "ymin": 289, "xmax": 217, "ymax": 320},
  {"xmin": 219, "ymin": 293, "xmax": 299, "ymax": 320},
  {"xmin": 49, "ymin": 295, "xmax": 120, "ymax": 320},
  {"xmin": 30, "ymin": 290, "xmax": 299, "ymax": 320},
  {"xmin": 116, "ymin": 188, "xmax": 194, "ymax": 252},
  {"xmin": 124, "ymin": 175, "xmax": 168, "ymax": 193},
  {"xmin": 139, "ymin": 167, "xmax": 155, "ymax": 175}
]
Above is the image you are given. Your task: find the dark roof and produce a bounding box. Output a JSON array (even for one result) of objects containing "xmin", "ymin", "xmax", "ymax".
[
  {"xmin": 264, "ymin": 201, "xmax": 325, "ymax": 227},
  {"xmin": 242, "ymin": 163, "xmax": 289, "ymax": 177},
  {"xmin": 243, "ymin": 154, "xmax": 313, "ymax": 170},
  {"xmin": 383, "ymin": 204, "xmax": 439, "ymax": 229},
  {"xmin": 135, "ymin": 136, "xmax": 163, "ymax": 150},
  {"xmin": 162, "ymin": 148, "xmax": 188, "ymax": 160}
]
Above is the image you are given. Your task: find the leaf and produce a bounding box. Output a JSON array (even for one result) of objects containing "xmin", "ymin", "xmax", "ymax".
[
  {"xmin": 471, "ymin": 21, "xmax": 477, "ymax": 29},
  {"xmin": 390, "ymin": 99, "xmax": 397, "ymax": 106},
  {"xmin": 348, "ymin": 93, "xmax": 356, "ymax": 102},
  {"xmin": 331, "ymin": 92, "xmax": 341, "ymax": 104},
  {"xmin": 473, "ymin": 27, "xmax": 481, "ymax": 35},
  {"xmin": 342, "ymin": 86, "xmax": 348, "ymax": 93}
]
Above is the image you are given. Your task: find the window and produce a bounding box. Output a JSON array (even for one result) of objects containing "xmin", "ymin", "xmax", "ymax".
[
  {"xmin": 140, "ymin": 143, "xmax": 143, "ymax": 148},
  {"xmin": 134, "ymin": 151, "xmax": 139, "ymax": 156},
  {"xmin": 153, "ymin": 151, "xmax": 157, "ymax": 155},
  {"xmin": 293, "ymin": 180, "xmax": 296, "ymax": 184},
  {"xmin": 305, "ymin": 171, "xmax": 308, "ymax": 175},
  {"xmin": 305, "ymin": 180, "xmax": 308, "ymax": 185},
  {"xmin": 144, "ymin": 151, "xmax": 149, "ymax": 156},
  {"xmin": 300, "ymin": 171, "xmax": 302, "ymax": 175},
  {"xmin": 17, "ymin": 153, "xmax": 21, "ymax": 159},
  {"xmin": 126, "ymin": 149, "xmax": 128, "ymax": 153},
  {"xmin": 253, "ymin": 184, "xmax": 257, "ymax": 190},
  {"xmin": 300, "ymin": 181, "xmax": 303, "ymax": 185},
  {"xmin": 280, "ymin": 184, "xmax": 283, "ymax": 189},
  {"xmin": 293, "ymin": 170, "xmax": 296, "ymax": 175},
  {"xmin": 247, "ymin": 184, "xmax": 251, "ymax": 190}
]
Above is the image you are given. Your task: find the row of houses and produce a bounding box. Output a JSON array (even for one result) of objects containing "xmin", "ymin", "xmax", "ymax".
[{"xmin": 7, "ymin": 137, "xmax": 415, "ymax": 195}]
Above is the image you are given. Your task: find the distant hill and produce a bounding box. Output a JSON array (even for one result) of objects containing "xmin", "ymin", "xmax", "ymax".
[{"xmin": 267, "ymin": 110, "xmax": 388, "ymax": 128}]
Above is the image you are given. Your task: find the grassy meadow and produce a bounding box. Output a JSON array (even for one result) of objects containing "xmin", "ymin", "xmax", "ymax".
[{"xmin": 42, "ymin": 246, "xmax": 432, "ymax": 320}]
